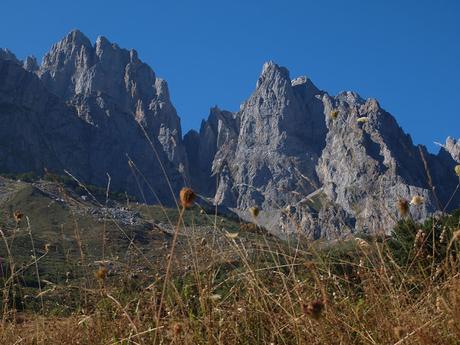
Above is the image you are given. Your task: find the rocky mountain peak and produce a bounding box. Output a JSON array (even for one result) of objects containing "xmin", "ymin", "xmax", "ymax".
[
  {"xmin": 67, "ymin": 29, "xmax": 92, "ymax": 47},
  {"xmin": 23, "ymin": 55, "xmax": 38, "ymax": 72},
  {"xmin": 256, "ymin": 60, "xmax": 290, "ymax": 89},
  {"xmin": 0, "ymin": 48, "xmax": 20, "ymax": 64}
]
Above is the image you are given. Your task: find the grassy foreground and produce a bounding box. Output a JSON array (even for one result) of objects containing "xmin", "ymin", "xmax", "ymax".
[{"xmin": 0, "ymin": 177, "xmax": 459, "ymax": 344}]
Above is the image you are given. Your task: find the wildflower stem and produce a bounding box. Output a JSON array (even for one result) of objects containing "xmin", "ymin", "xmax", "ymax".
[{"xmin": 153, "ymin": 205, "xmax": 185, "ymax": 344}]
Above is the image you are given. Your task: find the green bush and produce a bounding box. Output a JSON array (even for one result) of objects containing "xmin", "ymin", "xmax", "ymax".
[{"xmin": 388, "ymin": 209, "xmax": 460, "ymax": 268}]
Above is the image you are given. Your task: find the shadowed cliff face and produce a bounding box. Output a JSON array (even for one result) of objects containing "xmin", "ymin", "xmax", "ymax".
[
  {"xmin": 1, "ymin": 31, "xmax": 459, "ymax": 237},
  {"xmin": 0, "ymin": 30, "xmax": 189, "ymax": 205}
]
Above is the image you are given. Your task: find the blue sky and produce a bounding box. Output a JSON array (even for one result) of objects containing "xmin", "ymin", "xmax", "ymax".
[{"xmin": 1, "ymin": 0, "xmax": 459, "ymax": 152}]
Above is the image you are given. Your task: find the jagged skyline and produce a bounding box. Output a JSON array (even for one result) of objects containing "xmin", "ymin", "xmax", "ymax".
[
  {"xmin": 1, "ymin": 30, "xmax": 459, "ymax": 238},
  {"xmin": 1, "ymin": 1, "xmax": 459, "ymax": 153}
]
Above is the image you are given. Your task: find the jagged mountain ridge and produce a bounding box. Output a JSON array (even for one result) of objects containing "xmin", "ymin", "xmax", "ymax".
[
  {"xmin": 1, "ymin": 30, "xmax": 459, "ymax": 238},
  {"xmin": 190, "ymin": 62, "xmax": 460, "ymax": 238},
  {"xmin": 0, "ymin": 30, "xmax": 188, "ymax": 205}
]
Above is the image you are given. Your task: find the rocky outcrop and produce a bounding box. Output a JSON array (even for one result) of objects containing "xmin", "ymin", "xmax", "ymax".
[
  {"xmin": 445, "ymin": 137, "xmax": 460, "ymax": 162},
  {"xmin": 314, "ymin": 93, "xmax": 458, "ymax": 236},
  {"xmin": 184, "ymin": 106, "xmax": 239, "ymax": 197}
]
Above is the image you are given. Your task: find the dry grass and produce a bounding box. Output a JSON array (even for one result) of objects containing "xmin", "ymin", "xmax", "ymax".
[
  {"xmin": 1, "ymin": 149, "xmax": 459, "ymax": 345},
  {"xmin": 1, "ymin": 195, "xmax": 459, "ymax": 345}
]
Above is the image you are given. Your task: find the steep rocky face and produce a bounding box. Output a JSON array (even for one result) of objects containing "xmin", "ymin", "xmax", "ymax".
[
  {"xmin": 190, "ymin": 62, "xmax": 460, "ymax": 238},
  {"xmin": 314, "ymin": 94, "xmax": 458, "ymax": 236},
  {"xmin": 0, "ymin": 58, "xmax": 89, "ymax": 174},
  {"xmin": 0, "ymin": 31, "xmax": 189, "ymax": 204},
  {"xmin": 38, "ymin": 30, "xmax": 187, "ymax": 172},
  {"xmin": 184, "ymin": 106, "xmax": 239, "ymax": 197},
  {"xmin": 208, "ymin": 62, "xmax": 328, "ymax": 211}
]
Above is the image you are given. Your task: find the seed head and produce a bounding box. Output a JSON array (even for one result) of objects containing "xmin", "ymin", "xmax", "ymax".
[
  {"xmin": 225, "ymin": 232, "xmax": 239, "ymax": 239},
  {"xmin": 357, "ymin": 117, "xmax": 369, "ymax": 123},
  {"xmin": 173, "ymin": 323, "xmax": 182, "ymax": 336},
  {"xmin": 414, "ymin": 229, "xmax": 426, "ymax": 249},
  {"xmin": 393, "ymin": 326, "xmax": 406, "ymax": 339},
  {"xmin": 355, "ymin": 237, "xmax": 370, "ymax": 251},
  {"xmin": 249, "ymin": 206, "xmax": 259, "ymax": 218},
  {"xmin": 179, "ymin": 187, "xmax": 196, "ymax": 209},
  {"xmin": 439, "ymin": 226, "xmax": 447, "ymax": 243},
  {"xmin": 209, "ymin": 294, "xmax": 222, "ymax": 301},
  {"xmin": 410, "ymin": 195, "xmax": 424, "ymax": 206},
  {"xmin": 397, "ymin": 198, "xmax": 410, "ymax": 217},
  {"xmin": 13, "ymin": 210, "xmax": 23, "ymax": 223},
  {"xmin": 455, "ymin": 165, "xmax": 460, "ymax": 177},
  {"xmin": 302, "ymin": 300, "xmax": 324, "ymax": 320},
  {"xmin": 95, "ymin": 266, "xmax": 108, "ymax": 281}
]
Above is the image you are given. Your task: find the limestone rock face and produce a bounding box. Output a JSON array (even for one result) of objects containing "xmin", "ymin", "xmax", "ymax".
[
  {"xmin": 208, "ymin": 62, "xmax": 328, "ymax": 213},
  {"xmin": 0, "ymin": 30, "xmax": 189, "ymax": 204},
  {"xmin": 38, "ymin": 30, "xmax": 187, "ymax": 172},
  {"xmin": 189, "ymin": 62, "xmax": 460, "ymax": 238},
  {"xmin": 184, "ymin": 106, "xmax": 239, "ymax": 197},
  {"xmin": 315, "ymin": 93, "xmax": 458, "ymax": 236}
]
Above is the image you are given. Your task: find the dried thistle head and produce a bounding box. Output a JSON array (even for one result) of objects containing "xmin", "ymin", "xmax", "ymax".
[
  {"xmin": 13, "ymin": 210, "xmax": 23, "ymax": 223},
  {"xmin": 249, "ymin": 206, "xmax": 259, "ymax": 218},
  {"xmin": 179, "ymin": 187, "xmax": 196, "ymax": 209},
  {"xmin": 355, "ymin": 237, "xmax": 370, "ymax": 251},
  {"xmin": 455, "ymin": 165, "xmax": 460, "ymax": 177},
  {"xmin": 397, "ymin": 198, "xmax": 410, "ymax": 217},
  {"xmin": 95, "ymin": 265, "xmax": 108, "ymax": 281},
  {"xmin": 302, "ymin": 300, "xmax": 324, "ymax": 320},
  {"xmin": 173, "ymin": 323, "xmax": 182, "ymax": 336},
  {"xmin": 410, "ymin": 195, "xmax": 425, "ymax": 206},
  {"xmin": 330, "ymin": 109, "xmax": 339, "ymax": 119},
  {"xmin": 393, "ymin": 326, "xmax": 406, "ymax": 339}
]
